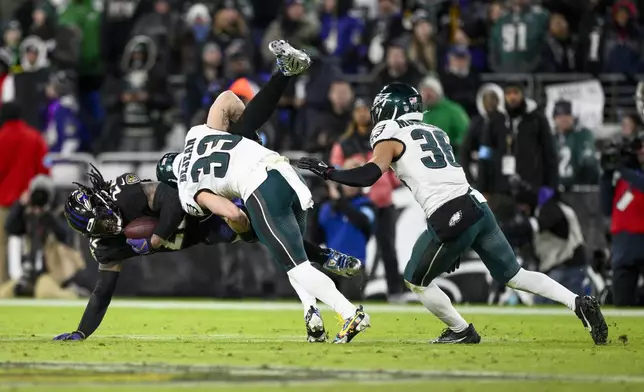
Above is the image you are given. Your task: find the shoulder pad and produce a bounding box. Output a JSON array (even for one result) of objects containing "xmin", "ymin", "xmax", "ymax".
[{"xmin": 370, "ymin": 120, "xmax": 402, "ymax": 148}]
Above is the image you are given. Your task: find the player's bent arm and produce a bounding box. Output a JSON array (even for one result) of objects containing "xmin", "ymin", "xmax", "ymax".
[
  {"xmin": 74, "ymin": 262, "xmax": 122, "ymax": 339},
  {"xmin": 195, "ymin": 191, "xmax": 250, "ymax": 232},
  {"xmin": 207, "ymin": 90, "xmax": 245, "ymax": 131},
  {"xmin": 326, "ymin": 140, "xmax": 401, "ymax": 187},
  {"xmin": 141, "ymin": 181, "xmax": 186, "ymax": 249}
]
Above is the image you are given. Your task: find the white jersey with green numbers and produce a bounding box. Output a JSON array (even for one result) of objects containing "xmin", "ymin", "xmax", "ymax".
[
  {"xmin": 176, "ymin": 124, "xmax": 280, "ymax": 216},
  {"xmin": 370, "ymin": 112, "xmax": 470, "ymax": 218}
]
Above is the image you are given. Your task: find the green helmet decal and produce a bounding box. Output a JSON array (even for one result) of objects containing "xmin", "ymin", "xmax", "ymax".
[
  {"xmin": 370, "ymin": 82, "xmax": 423, "ymax": 124},
  {"xmin": 156, "ymin": 152, "xmax": 179, "ymax": 188}
]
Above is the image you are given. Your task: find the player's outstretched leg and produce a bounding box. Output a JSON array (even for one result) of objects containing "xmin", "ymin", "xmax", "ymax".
[
  {"xmin": 245, "ymin": 170, "xmax": 370, "ymax": 344},
  {"xmin": 302, "ymin": 241, "xmax": 362, "ymax": 277},
  {"xmin": 289, "ymin": 276, "xmax": 327, "ymax": 342},
  {"xmin": 506, "ymin": 269, "xmax": 608, "ymax": 345},
  {"xmin": 405, "ymin": 229, "xmax": 481, "ymax": 344},
  {"xmin": 472, "ymin": 202, "xmax": 608, "ymax": 345},
  {"xmin": 269, "ymin": 40, "xmax": 311, "ymax": 76}
]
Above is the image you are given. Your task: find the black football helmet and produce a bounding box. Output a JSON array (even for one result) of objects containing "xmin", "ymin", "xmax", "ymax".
[
  {"xmin": 64, "ymin": 165, "xmax": 123, "ymax": 238},
  {"xmin": 370, "ymin": 82, "xmax": 423, "ymax": 124}
]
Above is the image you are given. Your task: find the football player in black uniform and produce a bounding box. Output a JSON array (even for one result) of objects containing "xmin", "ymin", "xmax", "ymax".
[{"xmin": 53, "ymin": 166, "xmax": 361, "ymax": 342}]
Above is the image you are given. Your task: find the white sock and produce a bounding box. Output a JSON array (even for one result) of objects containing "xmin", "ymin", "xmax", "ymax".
[
  {"xmin": 288, "ymin": 276, "xmax": 317, "ymax": 317},
  {"xmin": 287, "ymin": 262, "xmax": 356, "ymax": 319},
  {"xmin": 507, "ymin": 268, "xmax": 577, "ymax": 311},
  {"xmin": 411, "ymin": 282, "xmax": 469, "ymax": 333}
]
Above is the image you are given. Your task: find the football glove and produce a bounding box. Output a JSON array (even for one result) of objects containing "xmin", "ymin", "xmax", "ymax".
[
  {"xmin": 126, "ymin": 238, "xmax": 152, "ymax": 255},
  {"xmin": 297, "ymin": 157, "xmax": 332, "ymax": 180},
  {"xmin": 53, "ymin": 331, "xmax": 85, "ymax": 341}
]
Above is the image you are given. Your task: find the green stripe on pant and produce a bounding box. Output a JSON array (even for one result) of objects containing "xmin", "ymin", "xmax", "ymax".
[
  {"xmin": 404, "ymin": 196, "xmax": 520, "ymax": 287},
  {"xmin": 245, "ymin": 170, "xmax": 309, "ymax": 271}
]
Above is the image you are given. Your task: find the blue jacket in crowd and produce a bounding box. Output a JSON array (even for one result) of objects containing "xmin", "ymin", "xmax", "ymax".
[
  {"xmin": 318, "ymin": 194, "xmax": 375, "ymax": 262},
  {"xmin": 44, "ymin": 96, "xmax": 89, "ymax": 153}
]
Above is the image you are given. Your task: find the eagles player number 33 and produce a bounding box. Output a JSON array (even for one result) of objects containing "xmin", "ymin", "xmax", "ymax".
[{"xmin": 190, "ymin": 134, "xmax": 242, "ymax": 182}]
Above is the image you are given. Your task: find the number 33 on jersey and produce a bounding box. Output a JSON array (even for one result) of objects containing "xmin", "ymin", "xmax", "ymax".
[{"xmin": 370, "ymin": 112, "xmax": 470, "ymax": 218}]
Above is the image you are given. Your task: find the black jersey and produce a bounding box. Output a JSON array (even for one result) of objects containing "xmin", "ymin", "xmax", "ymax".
[{"xmin": 89, "ymin": 173, "xmax": 241, "ymax": 264}]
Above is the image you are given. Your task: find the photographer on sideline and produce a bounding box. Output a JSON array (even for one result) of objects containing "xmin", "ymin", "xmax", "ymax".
[
  {"xmin": 600, "ymin": 128, "xmax": 644, "ymax": 306},
  {"xmin": 501, "ymin": 180, "xmax": 587, "ymax": 300},
  {"xmin": 0, "ymin": 175, "xmax": 85, "ymax": 299}
]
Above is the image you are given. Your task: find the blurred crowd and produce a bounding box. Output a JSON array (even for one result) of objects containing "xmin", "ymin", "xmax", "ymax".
[{"xmin": 0, "ymin": 0, "xmax": 644, "ymax": 304}]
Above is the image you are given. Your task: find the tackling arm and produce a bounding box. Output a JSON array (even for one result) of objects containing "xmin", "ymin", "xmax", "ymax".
[
  {"xmin": 299, "ymin": 141, "xmax": 401, "ymax": 187},
  {"xmin": 195, "ymin": 191, "xmax": 250, "ymax": 233}
]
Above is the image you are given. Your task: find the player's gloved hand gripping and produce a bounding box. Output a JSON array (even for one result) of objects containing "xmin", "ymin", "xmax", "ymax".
[
  {"xmin": 53, "ymin": 331, "xmax": 85, "ymax": 341},
  {"xmin": 126, "ymin": 237, "xmax": 153, "ymax": 255},
  {"xmin": 297, "ymin": 157, "xmax": 332, "ymax": 180}
]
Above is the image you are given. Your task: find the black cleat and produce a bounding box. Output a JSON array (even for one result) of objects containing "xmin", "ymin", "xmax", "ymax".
[
  {"xmin": 431, "ymin": 323, "xmax": 481, "ymax": 344},
  {"xmin": 575, "ymin": 296, "xmax": 608, "ymax": 345}
]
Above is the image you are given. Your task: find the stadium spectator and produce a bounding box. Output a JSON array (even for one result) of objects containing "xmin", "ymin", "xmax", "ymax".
[
  {"xmin": 553, "ymin": 100, "xmax": 599, "ymax": 191},
  {"xmin": 44, "ymin": 71, "xmax": 88, "ymax": 153},
  {"xmin": 419, "ymin": 75, "xmax": 470, "ymax": 155},
  {"xmin": 261, "ymin": 0, "xmax": 320, "ymax": 68},
  {"xmin": 185, "ymin": 42, "xmax": 225, "ymax": 127},
  {"xmin": 101, "ymin": 0, "xmax": 148, "ymax": 75},
  {"xmin": 503, "ymin": 82, "xmax": 559, "ymax": 201},
  {"xmin": 2, "ymin": 20, "xmax": 22, "ymax": 69},
  {"xmin": 406, "ymin": 9, "xmax": 436, "ymax": 74},
  {"xmin": 602, "ymin": 0, "xmax": 643, "ymax": 74},
  {"xmin": 462, "ymin": 83, "xmax": 515, "ymax": 219},
  {"xmin": 319, "ymin": 0, "xmax": 366, "ymax": 74},
  {"xmin": 223, "ymin": 40, "xmax": 255, "ymax": 81},
  {"xmin": 103, "ymin": 36, "xmax": 173, "ymax": 151},
  {"xmin": 540, "ymin": 13, "xmax": 577, "ymax": 72},
  {"xmin": 1, "ymin": 174, "xmax": 86, "ymax": 299},
  {"xmin": 306, "ymin": 79, "xmax": 353, "ymax": 155},
  {"xmin": 440, "ymin": 45, "xmax": 481, "ymax": 117},
  {"xmin": 369, "ymin": 42, "xmax": 423, "ymax": 98},
  {"xmin": 489, "ymin": 0, "xmax": 549, "ymax": 73},
  {"xmin": 29, "ymin": 2, "xmax": 56, "ymax": 43},
  {"xmin": 185, "ymin": 3, "xmax": 212, "ymax": 47},
  {"xmin": 130, "ymin": 0, "xmax": 191, "ymax": 75},
  {"xmin": 621, "ymin": 113, "xmax": 642, "ymax": 139},
  {"xmin": 317, "ymin": 160, "xmax": 375, "ymax": 299},
  {"xmin": 600, "ymin": 132, "xmax": 644, "ymax": 306},
  {"xmin": 2, "ymin": 36, "xmax": 51, "ymax": 130},
  {"xmin": 365, "ymin": 0, "xmax": 405, "ymax": 67},
  {"xmin": 505, "ymin": 181, "xmax": 587, "ymax": 302},
  {"xmin": 329, "ymin": 98, "xmax": 403, "ymax": 299},
  {"xmin": 578, "ymin": 0, "xmax": 608, "ymax": 74},
  {"xmin": 209, "ymin": 4, "xmax": 252, "ymax": 55},
  {"xmin": 0, "ymin": 102, "xmax": 50, "ymax": 285},
  {"xmin": 183, "ymin": 0, "xmax": 254, "ymax": 22}
]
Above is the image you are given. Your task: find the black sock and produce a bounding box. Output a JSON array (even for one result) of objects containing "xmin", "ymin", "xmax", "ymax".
[
  {"xmin": 303, "ymin": 240, "xmax": 331, "ymax": 265},
  {"xmin": 229, "ymin": 72, "xmax": 291, "ymax": 139}
]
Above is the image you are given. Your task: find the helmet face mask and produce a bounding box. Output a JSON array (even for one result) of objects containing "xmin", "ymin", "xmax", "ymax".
[
  {"xmin": 370, "ymin": 82, "xmax": 423, "ymax": 124},
  {"xmin": 65, "ymin": 188, "xmax": 123, "ymax": 238}
]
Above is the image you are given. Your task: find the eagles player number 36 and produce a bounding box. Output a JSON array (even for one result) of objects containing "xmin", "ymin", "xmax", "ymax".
[
  {"xmin": 410, "ymin": 127, "xmax": 460, "ymax": 169},
  {"xmin": 191, "ymin": 134, "xmax": 242, "ymax": 182}
]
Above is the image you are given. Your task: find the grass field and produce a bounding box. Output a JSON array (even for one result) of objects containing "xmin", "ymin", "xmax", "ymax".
[{"xmin": 0, "ymin": 299, "xmax": 643, "ymax": 391}]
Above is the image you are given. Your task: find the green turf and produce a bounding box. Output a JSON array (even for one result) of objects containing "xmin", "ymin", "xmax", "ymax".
[{"xmin": 0, "ymin": 302, "xmax": 642, "ymax": 392}]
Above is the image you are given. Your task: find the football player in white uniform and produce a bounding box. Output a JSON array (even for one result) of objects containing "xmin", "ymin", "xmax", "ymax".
[
  {"xmin": 175, "ymin": 41, "xmax": 370, "ymax": 344},
  {"xmin": 298, "ymin": 82, "xmax": 608, "ymax": 345}
]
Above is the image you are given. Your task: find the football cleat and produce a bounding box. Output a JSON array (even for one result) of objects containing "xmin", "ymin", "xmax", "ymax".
[
  {"xmin": 431, "ymin": 323, "xmax": 481, "ymax": 344},
  {"xmin": 321, "ymin": 248, "xmax": 362, "ymax": 278},
  {"xmin": 268, "ymin": 40, "xmax": 311, "ymax": 76},
  {"xmin": 305, "ymin": 306, "xmax": 327, "ymax": 343},
  {"xmin": 575, "ymin": 295, "xmax": 608, "ymax": 345},
  {"xmin": 333, "ymin": 305, "xmax": 370, "ymax": 344}
]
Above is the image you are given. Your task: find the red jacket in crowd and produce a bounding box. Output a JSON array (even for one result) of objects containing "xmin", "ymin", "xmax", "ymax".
[{"xmin": 0, "ymin": 119, "xmax": 50, "ymax": 207}]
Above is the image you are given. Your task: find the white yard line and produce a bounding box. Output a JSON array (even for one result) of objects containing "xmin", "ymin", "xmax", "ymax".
[{"xmin": 1, "ymin": 299, "xmax": 643, "ymax": 317}]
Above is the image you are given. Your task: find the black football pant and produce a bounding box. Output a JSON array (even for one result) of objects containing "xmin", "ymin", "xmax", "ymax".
[{"xmin": 612, "ymin": 261, "xmax": 644, "ymax": 306}]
